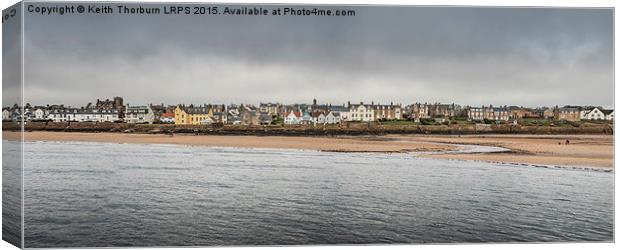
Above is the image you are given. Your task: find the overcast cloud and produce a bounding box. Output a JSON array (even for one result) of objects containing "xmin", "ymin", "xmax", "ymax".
[{"xmin": 19, "ymin": 4, "xmax": 613, "ymax": 108}]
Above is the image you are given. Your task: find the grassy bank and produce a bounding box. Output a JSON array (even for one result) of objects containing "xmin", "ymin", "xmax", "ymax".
[{"xmin": 2, "ymin": 121, "xmax": 613, "ymax": 135}]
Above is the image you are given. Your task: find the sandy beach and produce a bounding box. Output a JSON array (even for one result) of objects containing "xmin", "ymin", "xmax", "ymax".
[
  {"xmin": 3, "ymin": 131, "xmax": 613, "ymax": 169},
  {"xmin": 4, "ymin": 131, "xmax": 454, "ymax": 153},
  {"xmin": 400, "ymin": 134, "xmax": 614, "ymax": 169}
]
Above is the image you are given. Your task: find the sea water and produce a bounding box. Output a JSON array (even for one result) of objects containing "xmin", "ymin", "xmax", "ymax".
[{"xmin": 3, "ymin": 140, "xmax": 613, "ymax": 247}]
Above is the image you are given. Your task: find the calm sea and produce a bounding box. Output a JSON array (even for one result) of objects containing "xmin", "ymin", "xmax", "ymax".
[{"xmin": 6, "ymin": 140, "xmax": 614, "ymax": 247}]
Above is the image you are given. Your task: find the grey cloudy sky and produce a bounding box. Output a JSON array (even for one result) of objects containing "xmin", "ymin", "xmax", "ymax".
[
  {"xmin": 2, "ymin": 3, "xmax": 21, "ymax": 107},
  {"xmin": 19, "ymin": 4, "xmax": 613, "ymax": 108}
]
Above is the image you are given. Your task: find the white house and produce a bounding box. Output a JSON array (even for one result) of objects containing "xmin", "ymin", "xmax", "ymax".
[
  {"xmin": 582, "ymin": 107, "xmax": 614, "ymax": 121},
  {"xmin": 78, "ymin": 109, "xmax": 120, "ymax": 122},
  {"xmin": 2, "ymin": 109, "xmax": 11, "ymax": 121},
  {"xmin": 315, "ymin": 113, "xmax": 326, "ymax": 124},
  {"xmin": 47, "ymin": 109, "xmax": 68, "ymax": 122},
  {"xmin": 348, "ymin": 102, "xmax": 375, "ymax": 122},
  {"xmin": 584, "ymin": 107, "xmax": 606, "ymax": 120},
  {"xmin": 313, "ymin": 111, "xmax": 342, "ymax": 125},
  {"xmin": 125, "ymin": 105, "xmax": 155, "ymax": 124},
  {"xmin": 33, "ymin": 108, "xmax": 48, "ymax": 121},
  {"xmin": 48, "ymin": 108, "xmax": 120, "ymax": 122},
  {"xmin": 325, "ymin": 112, "xmax": 340, "ymax": 124},
  {"xmin": 284, "ymin": 110, "xmax": 301, "ymax": 125},
  {"xmin": 93, "ymin": 109, "xmax": 120, "ymax": 122}
]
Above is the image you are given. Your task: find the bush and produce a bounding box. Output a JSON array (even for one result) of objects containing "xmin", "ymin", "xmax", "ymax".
[
  {"xmin": 420, "ymin": 118, "xmax": 435, "ymax": 125},
  {"xmin": 273, "ymin": 117, "xmax": 284, "ymax": 125}
]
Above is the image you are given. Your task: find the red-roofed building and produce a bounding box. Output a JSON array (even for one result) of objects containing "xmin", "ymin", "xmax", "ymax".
[
  {"xmin": 284, "ymin": 110, "xmax": 301, "ymax": 125},
  {"xmin": 160, "ymin": 112, "xmax": 175, "ymax": 123}
]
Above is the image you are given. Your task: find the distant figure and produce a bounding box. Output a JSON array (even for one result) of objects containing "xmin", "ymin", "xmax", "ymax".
[
  {"xmin": 565, "ymin": 139, "xmax": 570, "ymax": 145},
  {"xmin": 558, "ymin": 142, "xmax": 562, "ymax": 145}
]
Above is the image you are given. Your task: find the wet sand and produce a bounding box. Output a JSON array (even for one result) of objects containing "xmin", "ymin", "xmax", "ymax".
[
  {"xmin": 399, "ymin": 134, "xmax": 614, "ymax": 169},
  {"xmin": 3, "ymin": 131, "xmax": 613, "ymax": 169}
]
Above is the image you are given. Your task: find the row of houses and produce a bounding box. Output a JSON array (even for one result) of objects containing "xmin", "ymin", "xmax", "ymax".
[
  {"xmin": 460, "ymin": 105, "xmax": 613, "ymax": 122},
  {"xmin": 404, "ymin": 103, "xmax": 463, "ymax": 120},
  {"xmin": 259, "ymin": 99, "xmax": 403, "ymax": 122},
  {"xmin": 551, "ymin": 106, "xmax": 615, "ymax": 121},
  {"xmin": 170, "ymin": 100, "xmax": 404, "ymax": 125},
  {"xmin": 2, "ymin": 98, "xmax": 615, "ymax": 125},
  {"xmin": 1, "ymin": 104, "xmax": 156, "ymax": 123}
]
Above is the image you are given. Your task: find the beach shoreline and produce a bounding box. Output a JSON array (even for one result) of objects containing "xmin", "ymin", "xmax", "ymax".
[
  {"xmin": 3, "ymin": 131, "xmax": 613, "ymax": 169},
  {"xmin": 3, "ymin": 131, "xmax": 456, "ymax": 154},
  {"xmin": 397, "ymin": 134, "xmax": 614, "ymax": 169}
]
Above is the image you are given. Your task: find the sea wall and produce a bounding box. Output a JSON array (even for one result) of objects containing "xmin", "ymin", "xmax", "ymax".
[{"xmin": 3, "ymin": 122, "xmax": 613, "ymax": 135}]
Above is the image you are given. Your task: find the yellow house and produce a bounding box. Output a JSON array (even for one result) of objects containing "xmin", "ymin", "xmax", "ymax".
[
  {"xmin": 174, "ymin": 105, "xmax": 214, "ymax": 125},
  {"xmin": 174, "ymin": 105, "xmax": 188, "ymax": 124}
]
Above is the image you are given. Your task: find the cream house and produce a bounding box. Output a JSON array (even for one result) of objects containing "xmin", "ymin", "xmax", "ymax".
[
  {"xmin": 348, "ymin": 102, "xmax": 374, "ymax": 122},
  {"xmin": 125, "ymin": 105, "xmax": 155, "ymax": 124},
  {"xmin": 373, "ymin": 103, "xmax": 402, "ymax": 120}
]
